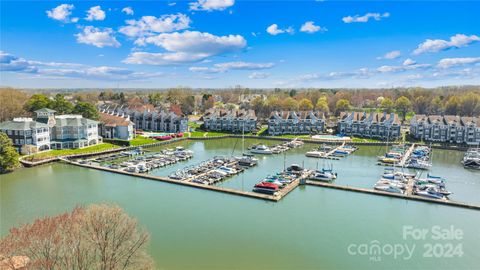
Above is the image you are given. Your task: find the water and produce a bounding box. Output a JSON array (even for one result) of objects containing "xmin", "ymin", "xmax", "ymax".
[{"xmin": 1, "ymin": 138, "xmax": 479, "ymax": 269}]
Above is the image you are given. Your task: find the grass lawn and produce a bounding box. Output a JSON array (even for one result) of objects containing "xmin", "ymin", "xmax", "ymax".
[
  {"xmin": 188, "ymin": 121, "xmax": 202, "ymax": 129},
  {"xmin": 271, "ymin": 134, "xmax": 311, "ymax": 139},
  {"xmin": 129, "ymin": 136, "xmax": 158, "ymax": 146},
  {"xmin": 27, "ymin": 143, "xmax": 120, "ymax": 161}
]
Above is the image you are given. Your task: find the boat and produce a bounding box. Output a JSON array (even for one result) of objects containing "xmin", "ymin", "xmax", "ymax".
[
  {"xmin": 415, "ymin": 187, "xmax": 445, "ymax": 199},
  {"xmin": 305, "ymin": 150, "xmax": 326, "ymax": 158},
  {"xmin": 309, "ymin": 168, "xmax": 337, "ymax": 182},
  {"xmin": 174, "ymin": 146, "xmax": 194, "ymax": 155},
  {"xmin": 253, "ymin": 182, "xmax": 279, "ymax": 194},
  {"xmin": 380, "ymin": 157, "xmax": 399, "ymax": 164},
  {"xmin": 250, "ymin": 144, "xmax": 273, "ymax": 154},
  {"xmin": 287, "ymin": 164, "xmax": 304, "ymax": 172},
  {"xmin": 217, "ymin": 166, "xmax": 237, "ymax": 175},
  {"xmin": 374, "ymin": 183, "xmax": 404, "ymax": 194},
  {"xmin": 407, "ymin": 159, "xmax": 431, "ymax": 170},
  {"xmin": 236, "ymin": 154, "xmax": 258, "ymax": 166}
]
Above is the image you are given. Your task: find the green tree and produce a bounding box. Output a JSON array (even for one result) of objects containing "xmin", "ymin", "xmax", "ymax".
[
  {"xmin": 73, "ymin": 102, "xmax": 99, "ymax": 120},
  {"xmin": 444, "ymin": 96, "xmax": 460, "ymax": 115},
  {"xmin": 51, "ymin": 94, "xmax": 73, "ymax": 114},
  {"xmin": 315, "ymin": 96, "xmax": 330, "ymax": 114},
  {"xmin": 24, "ymin": 94, "xmax": 51, "ymax": 113},
  {"xmin": 380, "ymin": 97, "xmax": 394, "ymax": 113},
  {"xmin": 430, "ymin": 96, "xmax": 444, "ymax": 115},
  {"xmin": 335, "ymin": 99, "xmax": 350, "ymax": 115},
  {"xmin": 298, "ymin": 98, "xmax": 314, "ymax": 111},
  {"xmin": 0, "ymin": 133, "xmax": 20, "ymax": 173},
  {"xmin": 289, "ymin": 89, "xmax": 297, "ymax": 97},
  {"xmin": 394, "ymin": 96, "xmax": 412, "ymax": 120}
]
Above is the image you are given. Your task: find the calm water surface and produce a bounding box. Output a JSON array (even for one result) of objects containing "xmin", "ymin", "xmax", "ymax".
[{"xmin": 1, "ymin": 139, "xmax": 479, "ymax": 270}]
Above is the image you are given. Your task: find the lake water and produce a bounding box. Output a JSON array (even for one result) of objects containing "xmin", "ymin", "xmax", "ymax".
[{"xmin": 1, "ymin": 138, "xmax": 479, "ymax": 269}]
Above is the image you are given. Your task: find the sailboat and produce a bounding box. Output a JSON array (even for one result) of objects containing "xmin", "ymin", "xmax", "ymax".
[{"xmin": 235, "ymin": 122, "xmax": 258, "ymax": 166}]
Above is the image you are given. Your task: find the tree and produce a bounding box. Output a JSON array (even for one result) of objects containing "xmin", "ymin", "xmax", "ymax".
[
  {"xmin": 180, "ymin": 95, "xmax": 195, "ymax": 115},
  {"xmin": 444, "ymin": 96, "xmax": 460, "ymax": 115},
  {"xmin": 335, "ymin": 99, "xmax": 350, "ymax": 115},
  {"xmin": 73, "ymin": 102, "xmax": 99, "ymax": 120},
  {"xmin": 315, "ymin": 96, "xmax": 330, "ymax": 114},
  {"xmin": 380, "ymin": 97, "xmax": 394, "ymax": 113},
  {"xmin": 24, "ymin": 94, "xmax": 51, "ymax": 113},
  {"xmin": 459, "ymin": 92, "xmax": 480, "ymax": 116},
  {"xmin": 0, "ymin": 204, "xmax": 154, "ymax": 270},
  {"xmin": 289, "ymin": 89, "xmax": 297, "ymax": 97},
  {"xmin": 0, "ymin": 132, "xmax": 20, "ymax": 173},
  {"xmin": 282, "ymin": 97, "xmax": 299, "ymax": 111},
  {"xmin": 0, "ymin": 88, "xmax": 28, "ymax": 121},
  {"xmin": 429, "ymin": 96, "xmax": 444, "ymax": 115},
  {"xmin": 394, "ymin": 96, "xmax": 412, "ymax": 120},
  {"xmin": 51, "ymin": 94, "xmax": 74, "ymax": 114},
  {"xmin": 298, "ymin": 98, "xmax": 314, "ymax": 111}
]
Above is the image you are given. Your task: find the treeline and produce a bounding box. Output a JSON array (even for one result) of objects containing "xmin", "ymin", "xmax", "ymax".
[
  {"xmin": 1, "ymin": 86, "xmax": 479, "ymax": 122},
  {"xmin": 0, "ymin": 88, "xmax": 99, "ymax": 121}
]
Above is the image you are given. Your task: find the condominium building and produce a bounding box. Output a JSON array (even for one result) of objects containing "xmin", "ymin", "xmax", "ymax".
[
  {"xmin": 100, "ymin": 105, "xmax": 188, "ymax": 133},
  {"xmin": 201, "ymin": 109, "xmax": 257, "ymax": 132},
  {"xmin": 267, "ymin": 111, "xmax": 325, "ymax": 135},
  {"xmin": 0, "ymin": 117, "xmax": 50, "ymax": 152},
  {"xmin": 0, "ymin": 108, "xmax": 101, "ymax": 151},
  {"xmin": 338, "ymin": 112, "xmax": 401, "ymax": 140},
  {"xmin": 410, "ymin": 115, "xmax": 480, "ymax": 145},
  {"xmin": 99, "ymin": 112, "xmax": 135, "ymax": 141}
]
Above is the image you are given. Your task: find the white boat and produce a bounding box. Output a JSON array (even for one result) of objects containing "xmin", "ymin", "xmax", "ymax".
[
  {"xmin": 250, "ymin": 145, "xmax": 273, "ymax": 154},
  {"xmin": 218, "ymin": 166, "xmax": 237, "ymax": 175},
  {"xmin": 415, "ymin": 187, "xmax": 445, "ymax": 199},
  {"xmin": 125, "ymin": 166, "xmax": 139, "ymax": 173},
  {"xmin": 374, "ymin": 183, "xmax": 404, "ymax": 194},
  {"xmin": 309, "ymin": 169, "xmax": 337, "ymax": 182},
  {"xmin": 235, "ymin": 154, "xmax": 258, "ymax": 166},
  {"xmin": 305, "ymin": 151, "xmax": 326, "ymax": 158}
]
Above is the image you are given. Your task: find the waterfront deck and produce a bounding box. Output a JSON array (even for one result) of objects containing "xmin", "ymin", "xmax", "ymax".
[{"xmin": 398, "ymin": 143, "xmax": 415, "ymax": 167}]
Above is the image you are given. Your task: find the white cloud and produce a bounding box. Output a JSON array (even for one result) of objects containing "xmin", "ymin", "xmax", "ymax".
[
  {"xmin": 377, "ymin": 50, "xmax": 401, "ymax": 60},
  {"xmin": 189, "ymin": 0, "xmax": 235, "ymax": 11},
  {"xmin": 266, "ymin": 24, "xmax": 294, "ymax": 35},
  {"xmin": 190, "ymin": 61, "xmax": 274, "ymax": 73},
  {"xmin": 437, "ymin": 57, "xmax": 480, "ymax": 69},
  {"xmin": 377, "ymin": 63, "xmax": 430, "ymax": 73},
  {"xmin": 300, "ymin": 21, "xmax": 327, "ymax": 34},
  {"xmin": 46, "ymin": 4, "xmax": 78, "ymax": 23},
  {"xmin": 413, "ymin": 34, "xmax": 480, "ymax": 55},
  {"xmin": 1, "ymin": 51, "xmax": 160, "ymax": 81},
  {"xmin": 119, "ymin": 14, "xmax": 191, "ymax": 38},
  {"xmin": 124, "ymin": 52, "xmax": 209, "ymax": 65},
  {"xmin": 85, "ymin": 6, "xmax": 106, "ymax": 21},
  {"xmin": 342, "ymin": 12, "xmax": 390, "ymax": 23},
  {"xmin": 127, "ymin": 31, "xmax": 246, "ymax": 65},
  {"xmin": 75, "ymin": 26, "xmax": 121, "ymax": 48},
  {"xmin": 403, "ymin": 58, "xmax": 416, "ymax": 66},
  {"xmin": 168, "ymin": 2, "xmax": 177, "ymax": 6},
  {"xmin": 249, "ymin": 72, "xmax": 270, "ymax": 79},
  {"xmin": 122, "ymin": 7, "xmax": 134, "ymax": 15}
]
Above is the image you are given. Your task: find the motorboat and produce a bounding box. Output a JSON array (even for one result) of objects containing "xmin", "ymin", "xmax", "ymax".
[
  {"xmin": 305, "ymin": 150, "xmax": 326, "ymax": 158},
  {"xmin": 374, "ymin": 183, "xmax": 404, "ymax": 194},
  {"xmin": 415, "ymin": 187, "xmax": 445, "ymax": 200},
  {"xmin": 407, "ymin": 159, "xmax": 431, "ymax": 170},
  {"xmin": 236, "ymin": 154, "xmax": 258, "ymax": 166},
  {"xmin": 250, "ymin": 144, "xmax": 273, "ymax": 154},
  {"xmin": 218, "ymin": 166, "xmax": 237, "ymax": 175},
  {"xmin": 287, "ymin": 164, "xmax": 304, "ymax": 172},
  {"xmin": 309, "ymin": 169, "xmax": 337, "ymax": 182},
  {"xmin": 174, "ymin": 146, "xmax": 194, "ymax": 155},
  {"xmin": 253, "ymin": 182, "xmax": 279, "ymax": 194},
  {"xmin": 125, "ymin": 166, "xmax": 139, "ymax": 173}
]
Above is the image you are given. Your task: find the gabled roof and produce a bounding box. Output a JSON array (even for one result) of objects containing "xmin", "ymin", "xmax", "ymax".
[
  {"xmin": 35, "ymin": 108, "xmax": 56, "ymax": 113},
  {"xmin": 99, "ymin": 112, "xmax": 134, "ymax": 127},
  {"xmin": 0, "ymin": 119, "xmax": 48, "ymax": 130}
]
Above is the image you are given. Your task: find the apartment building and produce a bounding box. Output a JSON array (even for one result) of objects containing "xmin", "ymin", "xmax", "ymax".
[
  {"xmin": 410, "ymin": 115, "xmax": 480, "ymax": 145},
  {"xmin": 267, "ymin": 111, "xmax": 325, "ymax": 136},
  {"xmin": 0, "ymin": 117, "xmax": 50, "ymax": 152},
  {"xmin": 338, "ymin": 112, "xmax": 401, "ymax": 140},
  {"xmin": 100, "ymin": 105, "xmax": 188, "ymax": 133},
  {"xmin": 99, "ymin": 112, "xmax": 135, "ymax": 141},
  {"xmin": 201, "ymin": 109, "xmax": 257, "ymax": 132}
]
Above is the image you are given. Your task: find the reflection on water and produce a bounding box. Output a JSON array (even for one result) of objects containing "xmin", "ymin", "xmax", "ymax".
[{"xmin": 1, "ymin": 138, "xmax": 479, "ymax": 270}]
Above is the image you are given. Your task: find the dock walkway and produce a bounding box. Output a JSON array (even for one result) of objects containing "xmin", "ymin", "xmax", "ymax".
[{"xmin": 398, "ymin": 144, "xmax": 415, "ymax": 167}]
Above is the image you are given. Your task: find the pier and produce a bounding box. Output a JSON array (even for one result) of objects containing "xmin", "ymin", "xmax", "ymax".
[
  {"xmin": 398, "ymin": 143, "xmax": 415, "ymax": 167},
  {"xmin": 305, "ymin": 180, "xmax": 480, "ymax": 210}
]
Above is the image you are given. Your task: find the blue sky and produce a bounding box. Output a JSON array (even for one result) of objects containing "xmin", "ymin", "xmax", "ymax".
[{"xmin": 1, "ymin": 0, "xmax": 479, "ymax": 88}]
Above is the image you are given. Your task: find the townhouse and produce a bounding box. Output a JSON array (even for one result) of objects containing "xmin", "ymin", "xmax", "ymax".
[
  {"xmin": 100, "ymin": 105, "xmax": 188, "ymax": 133},
  {"xmin": 410, "ymin": 115, "xmax": 480, "ymax": 145},
  {"xmin": 201, "ymin": 109, "xmax": 257, "ymax": 132},
  {"xmin": 267, "ymin": 111, "xmax": 326, "ymax": 136},
  {"xmin": 99, "ymin": 112, "xmax": 135, "ymax": 141},
  {"xmin": 337, "ymin": 112, "xmax": 401, "ymax": 140}
]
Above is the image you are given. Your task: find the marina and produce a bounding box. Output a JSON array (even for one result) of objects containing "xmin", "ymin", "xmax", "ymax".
[
  {"xmin": 305, "ymin": 142, "xmax": 357, "ymax": 159},
  {"xmin": 2, "ymin": 139, "xmax": 480, "ymax": 269}
]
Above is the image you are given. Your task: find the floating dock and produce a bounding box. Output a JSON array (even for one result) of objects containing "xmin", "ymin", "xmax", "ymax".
[
  {"xmin": 305, "ymin": 180, "xmax": 480, "ymax": 210},
  {"xmin": 398, "ymin": 143, "xmax": 416, "ymax": 167}
]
